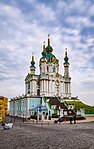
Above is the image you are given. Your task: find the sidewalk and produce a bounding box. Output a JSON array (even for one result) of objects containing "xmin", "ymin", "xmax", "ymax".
[
  {"xmin": 76, "ymin": 116, "xmax": 94, "ymax": 123},
  {"xmin": 26, "ymin": 116, "xmax": 94, "ymax": 124}
]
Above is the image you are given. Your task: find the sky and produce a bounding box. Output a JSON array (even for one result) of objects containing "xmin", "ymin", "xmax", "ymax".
[{"xmin": 0, "ymin": 0, "xmax": 94, "ymax": 106}]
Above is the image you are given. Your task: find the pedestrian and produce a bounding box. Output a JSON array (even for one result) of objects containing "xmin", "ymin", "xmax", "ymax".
[
  {"xmin": 73, "ymin": 115, "xmax": 76, "ymax": 124},
  {"xmin": 70, "ymin": 117, "xmax": 72, "ymax": 124}
]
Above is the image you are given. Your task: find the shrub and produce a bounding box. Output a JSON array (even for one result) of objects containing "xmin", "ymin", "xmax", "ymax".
[
  {"xmin": 52, "ymin": 113, "xmax": 59, "ymax": 118},
  {"xmin": 30, "ymin": 115, "xmax": 37, "ymax": 120}
]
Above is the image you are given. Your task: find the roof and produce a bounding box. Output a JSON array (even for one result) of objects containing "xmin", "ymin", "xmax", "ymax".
[
  {"xmin": 46, "ymin": 97, "xmax": 67, "ymax": 110},
  {"xmin": 0, "ymin": 96, "xmax": 8, "ymax": 100}
]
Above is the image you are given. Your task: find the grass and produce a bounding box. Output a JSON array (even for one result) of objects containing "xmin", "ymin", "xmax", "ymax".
[{"xmin": 66, "ymin": 101, "xmax": 94, "ymax": 112}]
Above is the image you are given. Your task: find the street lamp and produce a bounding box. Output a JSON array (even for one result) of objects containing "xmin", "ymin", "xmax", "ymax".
[
  {"xmin": 59, "ymin": 106, "xmax": 60, "ymax": 124},
  {"xmin": 23, "ymin": 112, "xmax": 24, "ymax": 122}
]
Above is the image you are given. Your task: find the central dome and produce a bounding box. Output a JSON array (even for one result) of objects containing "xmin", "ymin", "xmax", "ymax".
[
  {"xmin": 41, "ymin": 34, "xmax": 57, "ymax": 62},
  {"xmin": 45, "ymin": 45, "xmax": 53, "ymax": 53}
]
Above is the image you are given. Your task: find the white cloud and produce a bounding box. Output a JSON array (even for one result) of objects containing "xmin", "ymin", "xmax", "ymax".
[
  {"xmin": 65, "ymin": 16, "xmax": 93, "ymax": 28},
  {"xmin": 0, "ymin": 3, "xmax": 22, "ymax": 20},
  {"xmin": 88, "ymin": 5, "xmax": 94, "ymax": 16},
  {"xmin": 0, "ymin": 0, "xmax": 94, "ymax": 106},
  {"xmin": 35, "ymin": 3, "xmax": 56, "ymax": 21}
]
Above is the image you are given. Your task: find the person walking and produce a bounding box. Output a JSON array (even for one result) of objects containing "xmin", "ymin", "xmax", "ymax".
[
  {"xmin": 73, "ymin": 115, "xmax": 76, "ymax": 124},
  {"xmin": 70, "ymin": 117, "xmax": 73, "ymax": 124}
]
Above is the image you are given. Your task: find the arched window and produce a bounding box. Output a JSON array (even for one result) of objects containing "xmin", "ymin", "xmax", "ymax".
[{"xmin": 37, "ymin": 89, "xmax": 40, "ymax": 96}]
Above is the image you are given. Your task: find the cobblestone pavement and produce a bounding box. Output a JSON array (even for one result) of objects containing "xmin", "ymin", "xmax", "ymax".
[{"xmin": 0, "ymin": 122, "xmax": 94, "ymax": 149}]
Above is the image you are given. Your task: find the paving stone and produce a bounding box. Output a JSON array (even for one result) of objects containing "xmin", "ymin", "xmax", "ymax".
[{"xmin": 0, "ymin": 122, "xmax": 94, "ymax": 149}]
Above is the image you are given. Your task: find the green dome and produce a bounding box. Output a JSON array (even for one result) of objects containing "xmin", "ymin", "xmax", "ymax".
[
  {"xmin": 46, "ymin": 53, "xmax": 55, "ymax": 58},
  {"xmin": 64, "ymin": 55, "xmax": 69, "ymax": 65},
  {"xmin": 42, "ymin": 49, "xmax": 46, "ymax": 57},
  {"xmin": 30, "ymin": 54, "xmax": 36, "ymax": 68},
  {"xmin": 41, "ymin": 34, "xmax": 56, "ymax": 62},
  {"xmin": 46, "ymin": 53, "xmax": 56, "ymax": 62},
  {"xmin": 45, "ymin": 45, "xmax": 53, "ymax": 53},
  {"xmin": 64, "ymin": 48, "xmax": 69, "ymax": 64},
  {"xmin": 64, "ymin": 56, "xmax": 69, "ymax": 62},
  {"xmin": 30, "ymin": 60, "xmax": 36, "ymax": 68}
]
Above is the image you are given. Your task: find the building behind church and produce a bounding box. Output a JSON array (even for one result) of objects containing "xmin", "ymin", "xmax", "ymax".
[{"xmin": 9, "ymin": 35, "xmax": 79, "ymax": 120}]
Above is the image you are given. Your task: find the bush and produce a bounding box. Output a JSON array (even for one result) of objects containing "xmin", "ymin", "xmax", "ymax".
[
  {"xmin": 52, "ymin": 113, "xmax": 59, "ymax": 118},
  {"xmin": 30, "ymin": 115, "xmax": 37, "ymax": 120},
  {"xmin": 66, "ymin": 101, "xmax": 94, "ymax": 112}
]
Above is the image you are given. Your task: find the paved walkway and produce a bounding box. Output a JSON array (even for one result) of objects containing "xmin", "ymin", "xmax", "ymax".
[
  {"xmin": 26, "ymin": 116, "xmax": 94, "ymax": 124},
  {"xmin": 76, "ymin": 116, "xmax": 94, "ymax": 123},
  {"xmin": 0, "ymin": 121, "xmax": 94, "ymax": 149},
  {"xmin": 4, "ymin": 115, "xmax": 94, "ymax": 125}
]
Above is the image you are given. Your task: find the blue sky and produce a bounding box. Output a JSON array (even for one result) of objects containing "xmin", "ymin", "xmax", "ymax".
[{"xmin": 0, "ymin": 0, "xmax": 94, "ymax": 106}]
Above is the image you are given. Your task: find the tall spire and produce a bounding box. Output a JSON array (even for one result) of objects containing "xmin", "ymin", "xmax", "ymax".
[
  {"xmin": 30, "ymin": 53, "xmax": 35, "ymax": 68},
  {"xmin": 45, "ymin": 34, "xmax": 53, "ymax": 53},
  {"xmin": 64, "ymin": 48, "xmax": 69, "ymax": 64},
  {"xmin": 48, "ymin": 33, "xmax": 50, "ymax": 46},
  {"xmin": 32, "ymin": 53, "xmax": 34, "ymax": 61},
  {"xmin": 43, "ymin": 41, "xmax": 45, "ymax": 50},
  {"xmin": 42, "ymin": 41, "xmax": 46, "ymax": 57},
  {"xmin": 65, "ymin": 48, "xmax": 67, "ymax": 57},
  {"xmin": 30, "ymin": 53, "xmax": 36, "ymax": 74}
]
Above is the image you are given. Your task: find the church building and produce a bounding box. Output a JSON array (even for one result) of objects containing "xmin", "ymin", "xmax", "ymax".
[
  {"xmin": 25, "ymin": 34, "xmax": 71, "ymax": 98},
  {"xmin": 9, "ymin": 35, "xmax": 77, "ymax": 120}
]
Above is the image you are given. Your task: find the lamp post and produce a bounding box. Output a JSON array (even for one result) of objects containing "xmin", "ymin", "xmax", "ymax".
[
  {"xmin": 23, "ymin": 112, "xmax": 24, "ymax": 122},
  {"xmin": 59, "ymin": 106, "xmax": 60, "ymax": 124}
]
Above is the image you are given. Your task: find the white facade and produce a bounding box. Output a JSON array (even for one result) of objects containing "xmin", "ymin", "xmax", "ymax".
[{"xmin": 25, "ymin": 35, "xmax": 71, "ymax": 98}]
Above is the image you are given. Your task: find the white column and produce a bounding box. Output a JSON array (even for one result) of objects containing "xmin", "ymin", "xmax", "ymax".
[
  {"xmin": 64, "ymin": 82, "xmax": 66, "ymax": 96},
  {"xmin": 41, "ymin": 80, "xmax": 43, "ymax": 95},
  {"xmin": 42, "ymin": 80, "xmax": 44, "ymax": 94},
  {"xmin": 34, "ymin": 81, "xmax": 36, "ymax": 94},
  {"xmin": 44, "ymin": 80, "xmax": 45, "ymax": 93},
  {"xmin": 69, "ymin": 83, "xmax": 71, "ymax": 94},
  {"xmin": 52, "ymin": 80, "xmax": 54, "ymax": 95},
  {"xmin": 30, "ymin": 81, "xmax": 32, "ymax": 94},
  {"xmin": 63, "ymin": 82, "xmax": 64, "ymax": 95},
  {"xmin": 48, "ymin": 79, "xmax": 49, "ymax": 96},
  {"xmin": 46, "ymin": 80, "xmax": 48, "ymax": 95},
  {"xmin": 40, "ymin": 80, "xmax": 42, "ymax": 94},
  {"xmin": 69, "ymin": 83, "xmax": 71, "ymax": 96},
  {"xmin": 25, "ymin": 83, "xmax": 26, "ymax": 94},
  {"xmin": 50, "ymin": 79, "xmax": 52, "ymax": 95},
  {"xmin": 32, "ymin": 81, "xmax": 33, "ymax": 93},
  {"xmin": 35, "ymin": 80, "xmax": 37, "ymax": 95},
  {"xmin": 60, "ymin": 82, "xmax": 62, "ymax": 95},
  {"xmin": 45, "ymin": 80, "xmax": 47, "ymax": 95},
  {"xmin": 49, "ymin": 79, "xmax": 51, "ymax": 96},
  {"xmin": 68, "ymin": 83, "xmax": 69, "ymax": 93},
  {"xmin": 25, "ymin": 83, "xmax": 27, "ymax": 94},
  {"xmin": 53, "ymin": 81, "xmax": 55, "ymax": 95}
]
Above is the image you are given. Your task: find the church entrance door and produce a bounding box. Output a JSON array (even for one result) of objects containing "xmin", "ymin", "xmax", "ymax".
[{"xmin": 37, "ymin": 89, "xmax": 40, "ymax": 96}]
